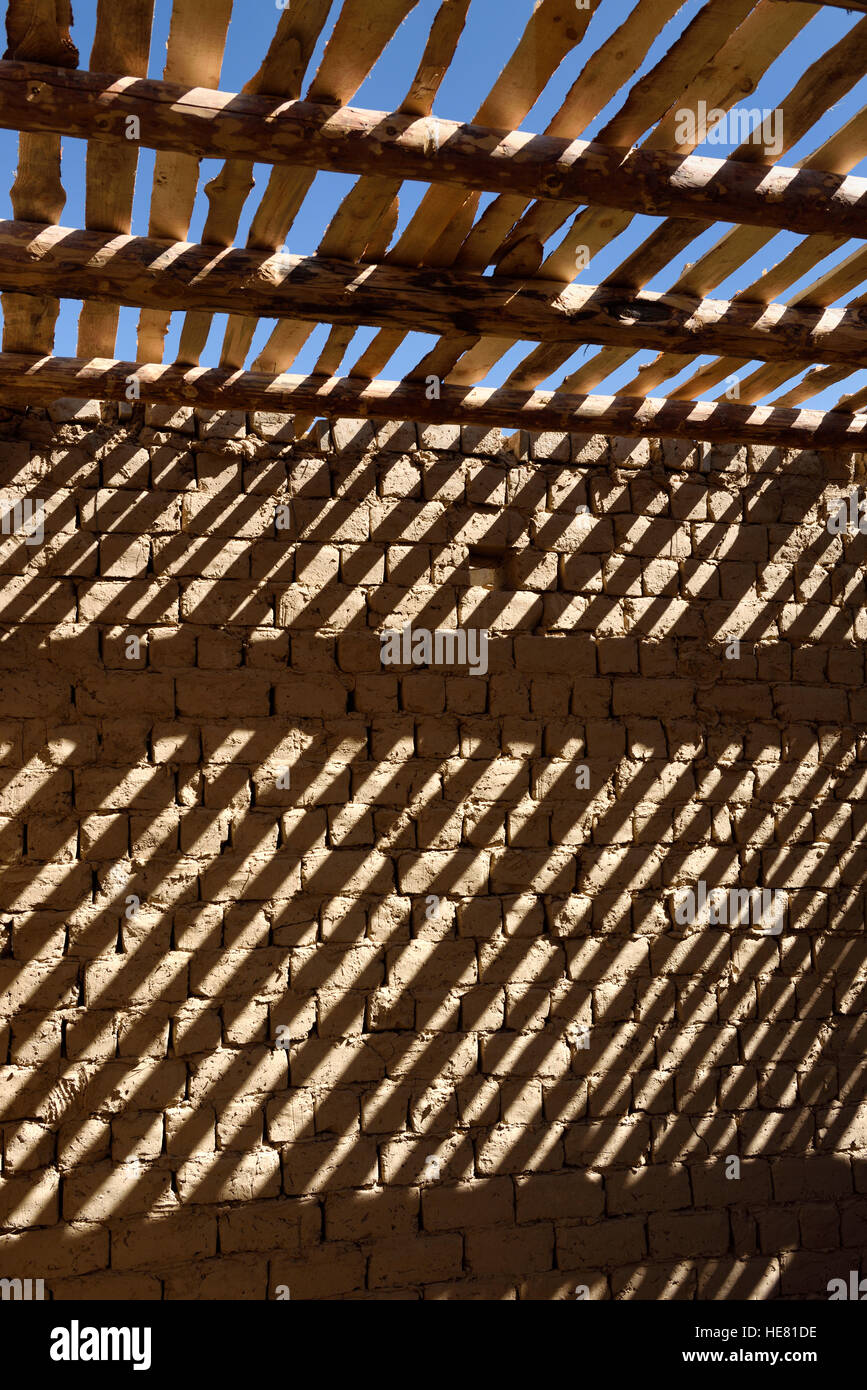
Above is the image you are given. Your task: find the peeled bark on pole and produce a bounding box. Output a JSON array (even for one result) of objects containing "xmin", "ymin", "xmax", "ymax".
[
  {"xmin": 0, "ymin": 351, "xmax": 865, "ymax": 451},
  {"xmin": 2, "ymin": 222, "xmax": 867, "ymax": 369},
  {"xmin": 1, "ymin": 62, "xmax": 867, "ymax": 238}
]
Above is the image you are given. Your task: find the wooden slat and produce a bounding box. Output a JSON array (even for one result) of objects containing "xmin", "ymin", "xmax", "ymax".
[
  {"xmin": 833, "ymin": 379, "xmax": 867, "ymax": 411},
  {"xmin": 515, "ymin": 0, "xmax": 773, "ymax": 283},
  {"xmin": 523, "ymin": 0, "xmax": 816, "ymax": 399},
  {"xmin": 176, "ymin": 0, "xmax": 334, "ymax": 366},
  {"xmin": 657, "ymin": 238, "xmax": 867, "ymax": 403},
  {"xmin": 617, "ymin": 100, "xmax": 867, "ymax": 401},
  {"xmin": 2, "ymin": 0, "xmax": 79, "ymax": 356},
  {"xmin": 76, "ymin": 0, "xmax": 155, "ymax": 359},
  {"xmin": 443, "ymin": 0, "xmax": 795, "ymax": 390},
  {"xmin": 9, "ymin": 70, "xmax": 867, "ymax": 244},
  {"xmin": 0, "ymin": 0, "xmax": 859, "ymax": 428},
  {"xmin": 4, "ymin": 0, "xmax": 77, "ymax": 64},
  {"xmin": 779, "ymin": 242, "xmax": 867, "ymax": 310},
  {"xmin": 772, "ymin": 364, "xmax": 854, "ymax": 406},
  {"xmin": 672, "ymin": 106, "xmax": 867, "ymax": 301},
  {"xmin": 615, "ymin": 352, "xmax": 695, "ymax": 399},
  {"xmin": 400, "ymin": 0, "xmax": 469, "ymax": 117},
  {"xmin": 712, "ymin": 360, "xmax": 807, "ymax": 404},
  {"xmin": 220, "ymin": 0, "xmax": 420, "ymax": 373},
  {"xmin": 667, "ymin": 356, "xmax": 751, "ymax": 402},
  {"xmin": 337, "ymin": 0, "xmax": 598, "ymax": 381},
  {"xmin": 521, "ymin": 0, "xmax": 864, "ymax": 403},
  {"xmin": 747, "ymin": 286, "xmax": 867, "ymax": 406},
  {"xmin": 350, "ymin": 0, "xmax": 670, "ymax": 388},
  {"xmin": 250, "ymin": 0, "xmax": 467, "ymax": 381},
  {"xmin": 136, "ymin": 0, "xmax": 233, "ymax": 364},
  {"xmin": 611, "ymin": 287, "xmax": 860, "ymax": 403},
  {"xmin": 287, "ymin": 0, "xmax": 470, "ymax": 431},
  {"xmin": 456, "ymin": 0, "xmax": 728, "ymax": 275},
  {"xmin": 570, "ymin": 16, "xmax": 867, "ymax": 400},
  {"xmin": 772, "ymin": 0, "xmax": 867, "ymax": 10},
  {"xmin": 559, "ymin": 347, "xmax": 636, "ymax": 395},
  {"xmin": 389, "ymin": 0, "xmax": 599, "ymax": 264},
  {"xmin": 3, "ymin": 350, "xmax": 866, "ymax": 450},
  {"xmin": 2, "ymin": 132, "xmax": 63, "ymax": 353},
  {"xmin": 406, "ymin": 333, "xmax": 479, "ymax": 384},
  {"xmin": 10, "ymin": 225, "xmax": 867, "ymax": 370}
]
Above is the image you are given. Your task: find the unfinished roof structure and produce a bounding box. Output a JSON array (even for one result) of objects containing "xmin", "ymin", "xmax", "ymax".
[
  {"xmin": 4, "ymin": 0, "xmax": 867, "ymax": 1315},
  {"xmin": 3, "ymin": 0, "xmax": 867, "ymax": 450}
]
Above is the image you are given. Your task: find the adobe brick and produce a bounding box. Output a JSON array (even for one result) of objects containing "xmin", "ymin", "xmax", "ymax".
[
  {"xmin": 270, "ymin": 1247, "xmax": 365, "ymax": 1298},
  {"xmin": 422, "ymin": 1178, "xmax": 513, "ymax": 1231},
  {"xmin": 466, "ymin": 1223, "xmax": 553, "ymax": 1276},
  {"xmin": 607, "ymin": 1164, "xmax": 691, "ymax": 1215},
  {"xmin": 0, "ymin": 1222, "xmax": 109, "ymax": 1277},
  {"xmin": 557, "ymin": 1216, "xmax": 646, "ymax": 1269},
  {"xmin": 648, "ymin": 1210, "xmax": 730, "ymax": 1259},
  {"xmin": 773, "ymin": 1155, "xmax": 853, "ymax": 1202},
  {"xmin": 515, "ymin": 1171, "xmax": 603, "ymax": 1222},
  {"xmin": 163, "ymin": 1255, "xmax": 268, "ymax": 1301}
]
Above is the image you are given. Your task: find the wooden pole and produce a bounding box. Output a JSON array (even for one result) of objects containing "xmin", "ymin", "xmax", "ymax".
[
  {"xmin": 2, "ymin": 221, "xmax": 867, "ymax": 369},
  {"xmin": 2, "ymin": 61, "xmax": 867, "ymax": 239},
  {"xmin": 2, "ymin": 352, "xmax": 865, "ymax": 451}
]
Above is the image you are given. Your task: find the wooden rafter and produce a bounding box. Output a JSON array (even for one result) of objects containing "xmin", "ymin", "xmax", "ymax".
[
  {"xmin": 430, "ymin": 0, "xmax": 812, "ymax": 395},
  {"xmin": 1, "ymin": 351, "xmax": 865, "ymax": 451},
  {"xmin": 135, "ymin": 0, "xmax": 233, "ymax": 364},
  {"xmin": 10, "ymin": 223, "xmax": 867, "ymax": 370},
  {"xmin": 7, "ymin": 66, "xmax": 867, "ymax": 242},
  {"xmin": 75, "ymin": 0, "xmax": 154, "ymax": 359}
]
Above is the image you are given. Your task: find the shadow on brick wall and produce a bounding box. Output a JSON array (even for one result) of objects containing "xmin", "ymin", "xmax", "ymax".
[{"xmin": 0, "ymin": 407, "xmax": 865, "ymax": 1299}]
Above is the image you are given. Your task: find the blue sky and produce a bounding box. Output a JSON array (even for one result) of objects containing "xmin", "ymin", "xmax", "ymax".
[{"xmin": 2, "ymin": 0, "xmax": 866, "ymax": 408}]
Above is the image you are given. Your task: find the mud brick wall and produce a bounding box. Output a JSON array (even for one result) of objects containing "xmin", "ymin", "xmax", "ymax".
[{"xmin": 0, "ymin": 400, "xmax": 865, "ymax": 1301}]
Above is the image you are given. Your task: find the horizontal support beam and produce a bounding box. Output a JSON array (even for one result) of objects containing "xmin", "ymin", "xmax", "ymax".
[
  {"xmin": 1, "ymin": 61, "xmax": 867, "ymax": 240},
  {"xmin": 2, "ymin": 353, "xmax": 865, "ymax": 451},
  {"xmin": 3, "ymin": 222, "xmax": 867, "ymax": 370}
]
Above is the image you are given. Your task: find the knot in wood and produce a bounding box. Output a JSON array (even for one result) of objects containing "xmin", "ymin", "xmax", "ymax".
[{"xmin": 604, "ymin": 299, "xmax": 671, "ymax": 325}]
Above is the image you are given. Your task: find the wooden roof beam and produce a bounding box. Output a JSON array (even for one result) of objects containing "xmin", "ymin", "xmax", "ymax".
[
  {"xmin": 6, "ymin": 222, "xmax": 867, "ymax": 370},
  {"xmin": 5, "ymin": 62, "xmax": 867, "ymax": 240},
  {"xmin": 2, "ymin": 351, "xmax": 866, "ymax": 452}
]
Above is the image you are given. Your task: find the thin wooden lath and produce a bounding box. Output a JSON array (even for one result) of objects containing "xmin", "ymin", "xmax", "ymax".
[
  {"xmin": 221, "ymin": 0, "xmax": 421, "ymax": 375},
  {"xmin": 563, "ymin": 15, "xmax": 867, "ymax": 407},
  {"xmin": 443, "ymin": 0, "xmax": 822, "ymax": 396},
  {"xmin": 176, "ymin": 0, "xmax": 334, "ymax": 369},
  {"xmin": 75, "ymin": 0, "xmax": 154, "ymax": 360},
  {"xmin": 135, "ymin": 0, "xmax": 233, "ymax": 365}
]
